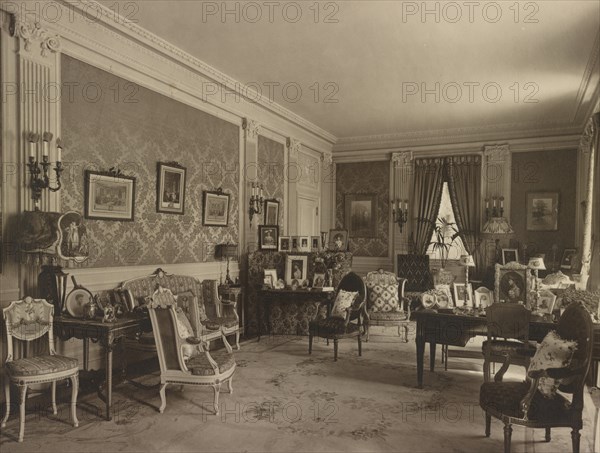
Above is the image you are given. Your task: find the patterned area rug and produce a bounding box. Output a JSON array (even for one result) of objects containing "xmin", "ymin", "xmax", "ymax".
[{"xmin": 1, "ymin": 333, "xmax": 596, "ymax": 452}]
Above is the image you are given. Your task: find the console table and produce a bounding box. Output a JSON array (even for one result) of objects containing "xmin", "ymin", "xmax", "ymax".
[
  {"xmin": 257, "ymin": 289, "xmax": 335, "ymax": 340},
  {"xmin": 53, "ymin": 314, "xmax": 151, "ymax": 420}
]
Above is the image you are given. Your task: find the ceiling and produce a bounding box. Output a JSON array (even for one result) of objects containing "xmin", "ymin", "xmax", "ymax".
[{"xmin": 98, "ymin": 0, "xmax": 600, "ymax": 146}]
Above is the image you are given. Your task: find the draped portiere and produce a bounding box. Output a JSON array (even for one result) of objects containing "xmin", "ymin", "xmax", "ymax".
[
  {"xmin": 446, "ymin": 156, "xmax": 482, "ymax": 277},
  {"xmin": 411, "ymin": 158, "xmax": 445, "ymax": 255}
]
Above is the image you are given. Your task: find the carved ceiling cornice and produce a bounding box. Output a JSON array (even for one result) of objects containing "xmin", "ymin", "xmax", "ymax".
[{"xmin": 483, "ymin": 144, "xmax": 510, "ymax": 161}]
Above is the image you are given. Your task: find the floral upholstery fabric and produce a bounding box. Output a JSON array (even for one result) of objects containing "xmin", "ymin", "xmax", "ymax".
[
  {"xmin": 331, "ymin": 290, "xmax": 357, "ymax": 318},
  {"xmin": 6, "ymin": 355, "xmax": 78, "ymax": 377},
  {"xmin": 365, "ymin": 271, "xmax": 400, "ymax": 312},
  {"xmin": 176, "ymin": 291, "xmax": 206, "ymax": 323},
  {"xmin": 528, "ymin": 330, "xmax": 577, "ymax": 397},
  {"xmin": 187, "ymin": 351, "xmax": 236, "ymax": 376},
  {"xmin": 368, "ymin": 311, "xmax": 409, "ymax": 321},
  {"xmin": 247, "ymin": 251, "xmax": 353, "ymax": 335}
]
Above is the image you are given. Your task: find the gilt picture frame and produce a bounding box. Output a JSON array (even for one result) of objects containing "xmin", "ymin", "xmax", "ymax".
[
  {"xmin": 345, "ymin": 193, "xmax": 377, "ymax": 238},
  {"xmin": 494, "ymin": 262, "xmax": 532, "ymax": 305},
  {"xmin": 84, "ymin": 170, "xmax": 136, "ymax": 221},
  {"xmin": 157, "ymin": 162, "xmax": 186, "ymax": 215},
  {"xmin": 526, "ymin": 192, "xmax": 558, "ymax": 231},
  {"xmin": 202, "ymin": 189, "xmax": 230, "ymax": 226}
]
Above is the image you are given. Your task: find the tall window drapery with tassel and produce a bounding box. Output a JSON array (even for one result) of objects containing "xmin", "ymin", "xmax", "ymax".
[{"xmin": 411, "ymin": 155, "xmax": 482, "ymax": 272}]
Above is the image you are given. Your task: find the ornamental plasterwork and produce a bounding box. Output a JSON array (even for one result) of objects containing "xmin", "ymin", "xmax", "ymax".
[
  {"xmin": 578, "ymin": 113, "xmax": 599, "ymax": 155},
  {"xmin": 12, "ymin": 15, "xmax": 61, "ymax": 57},
  {"xmin": 483, "ymin": 144, "xmax": 510, "ymax": 161},
  {"xmin": 242, "ymin": 118, "xmax": 260, "ymax": 140},
  {"xmin": 287, "ymin": 138, "xmax": 302, "ymax": 159},
  {"xmin": 391, "ymin": 151, "xmax": 413, "ymax": 167},
  {"xmin": 321, "ymin": 153, "xmax": 333, "ymax": 166}
]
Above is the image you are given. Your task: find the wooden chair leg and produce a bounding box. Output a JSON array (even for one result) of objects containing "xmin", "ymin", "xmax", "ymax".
[
  {"xmin": 483, "ymin": 359, "xmax": 491, "ymax": 382},
  {"xmin": 333, "ymin": 339, "xmax": 338, "ymax": 361},
  {"xmin": 545, "ymin": 427, "xmax": 551, "ymax": 442},
  {"xmin": 18, "ymin": 384, "xmax": 27, "ymax": 443},
  {"xmin": 403, "ymin": 325, "xmax": 409, "ymax": 342},
  {"xmin": 308, "ymin": 334, "xmax": 313, "ymax": 354},
  {"xmin": 70, "ymin": 375, "xmax": 79, "ymax": 428},
  {"xmin": 503, "ymin": 423, "xmax": 512, "ymax": 453},
  {"xmin": 2, "ymin": 379, "xmax": 11, "ymax": 427},
  {"xmin": 485, "ymin": 413, "xmax": 491, "ymax": 437},
  {"xmin": 235, "ymin": 331, "xmax": 240, "ymax": 350},
  {"xmin": 159, "ymin": 383, "xmax": 168, "ymax": 413},
  {"xmin": 571, "ymin": 428, "xmax": 580, "ymax": 453},
  {"xmin": 358, "ymin": 334, "xmax": 362, "ymax": 357},
  {"xmin": 227, "ymin": 377, "xmax": 233, "ymax": 394},
  {"xmin": 212, "ymin": 383, "xmax": 221, "ymax": 415}
]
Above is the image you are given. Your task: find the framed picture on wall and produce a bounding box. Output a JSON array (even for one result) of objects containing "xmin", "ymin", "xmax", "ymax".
[
  {"xmin": 526, "ymin": 192, "xmax": 558, "ymax": 231},
  {"xmin": 202, "ymin": 189, "xmax": 230, "ymax": 226},
  {"xmin": 264, "ymin": 199, "xmax": 279, "ymax": 226},
  {"xmin": 156, "ymin": 162, "xmax": 186, "ymax": 215},
  {"xmin": 298, "ymin": 236, "xmax": 310, "ymax": 252},
  {"xmin": 278, "ymin": 236, "xmax": 291, "ymax": 252},
  {"xmin": 310, "ymin": 236, "xmax": 320, "ymax": 252},
  {"xmin": 258, "ymin": 225, "xmax": 279, "ymax": 251},
  {"xmin": 84, "ymin": 170, "xmax": 136, "ymax": 221},
  {"xmin": 344, "ymin": 193, "xmax": 377, "ymax": 237},
  {"xmin": 560, "ymin": 248, "xmax": 579, "ymax": 270}
]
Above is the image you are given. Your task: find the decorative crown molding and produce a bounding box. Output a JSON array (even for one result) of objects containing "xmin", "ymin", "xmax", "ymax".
[
  {"xmin": 391, "ymin": 151, "xmax": 413, "ymax": 167},
  {"xmin": 483, "ymin": 144, "xmax": 510, "ymax": 161},
  {"xmin": 242, "ymin": 118, "xmax": 260, "ymax": 140},
  {"xmin": 287, "ymin": 138, "xmax": 301, "ymax": 158},
  {"xmin": 11, "ymin": 14, "xmax": 61, "ymax": 57},
  {"xmin": 579, "ymin": 112, "xmax": 599, "ymax": 154}
]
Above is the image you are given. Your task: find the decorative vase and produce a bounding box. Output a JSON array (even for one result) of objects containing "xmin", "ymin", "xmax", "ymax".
[
  {"xmin": 83, "ymin": 297, "xmax": 98, "ymax": 319},
  {"xmin": 434, "ymin": 267, "xmax": 455, "ymax": 286}
]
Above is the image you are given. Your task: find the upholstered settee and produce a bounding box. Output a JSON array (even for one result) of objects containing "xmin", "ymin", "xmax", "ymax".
[{"xmin": 118, "ymin": 268, "xmax": 240, "ymax": 349}]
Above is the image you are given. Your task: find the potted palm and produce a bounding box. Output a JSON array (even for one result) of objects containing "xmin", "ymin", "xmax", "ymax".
[{"xmin": 427, "ymin": 217, "xmax": 460, "ymax": 285}]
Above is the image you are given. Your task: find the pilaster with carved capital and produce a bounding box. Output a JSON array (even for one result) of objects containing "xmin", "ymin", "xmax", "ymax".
[
  {"xmin": 11, "ymin": 14, "xmax": 61, "ymax": 58},
  {"xmin": 242, "ymin": 118, "xmax": 260, "ymax": 141},
  {"xmin": 391, "ymin": 151, "xmax": 413, "ymax": 168},
  {"xmin": 287, "ymin": 138, "xmax": 301, "ymax": 160},
  {"xmin": 483, "ymin": 144, "xmax": 510, "ymax": 162}
]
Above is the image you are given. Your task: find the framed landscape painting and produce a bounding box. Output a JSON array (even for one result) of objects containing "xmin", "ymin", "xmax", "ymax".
[
  {"xmin": 526, "ymin": 192, "xmax": 558, "ymax": 231},
  {"xmin": 202, "ymin": 189, "xmax": 230, "ymax": 226},
  {"xmin": 157, "ymin": 162, "xmax": 186, "ymax": 215},
  {"xmin": 84, "ymin": 170, "xmax": 135, "ymax": 221},
  {"xmin": 345, "ymin": 194, "xmax": 377, "ymax": 237}
]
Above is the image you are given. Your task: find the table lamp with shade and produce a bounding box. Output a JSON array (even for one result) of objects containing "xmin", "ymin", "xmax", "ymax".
[
  {"xmin": 528, "ymin": 256, "xmax": 546, "ymax": 304},
  {"xmin": 216, "ymin": 243, "xmax": 238, "ymax": 286},
  {"xmin": 481, "ymin": 217, "xmax": 515, "ymax": 264}
]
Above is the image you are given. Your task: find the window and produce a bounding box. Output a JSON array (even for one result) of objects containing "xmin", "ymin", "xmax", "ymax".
[{"xmin": 426, "ymin": 182, "xmax": 467, "ymax": 261}]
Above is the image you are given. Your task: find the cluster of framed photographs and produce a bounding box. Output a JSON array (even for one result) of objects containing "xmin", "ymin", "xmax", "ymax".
[
  {"xmin": 262, "ymin": 254, "xmax": 325, "ymax": 290},
  {"xmin": 422, "ymin": 283, "xmax": 494, "ymax": 310},
  {"xmin": 258, "ymin": 226, "xmax": 351, "ymax": 253}
]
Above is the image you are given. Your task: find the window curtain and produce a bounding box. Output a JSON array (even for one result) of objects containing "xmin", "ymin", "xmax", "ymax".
[
  {"xmin": 446, "ymin": 156, "xmax": 482, "ymax": 277},
  {"xmin": 411, "ymin": 158, "xmax": 445, "ymax": 255}
]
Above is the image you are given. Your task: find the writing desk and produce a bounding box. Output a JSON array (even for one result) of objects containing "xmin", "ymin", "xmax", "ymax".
[
  {"xmin": 414, "ymin": 309, "xmax": 557, "ymax": 389},
  {"xmin": 53, "ymin": 314, "xmax": 152, "ymax": 420}
]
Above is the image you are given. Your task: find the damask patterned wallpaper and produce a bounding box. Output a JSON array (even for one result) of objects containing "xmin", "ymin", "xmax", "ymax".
[
  {"xmin": 61, "ymin": 55, "xmax": 239, "ymax": 268},
  {"xmin": 336, "ymin": 161, "xmax": 390, "ymax": 257},
  {"xmin": 257, "ymin": 136, "xmax": 285, "ymax": 230}
]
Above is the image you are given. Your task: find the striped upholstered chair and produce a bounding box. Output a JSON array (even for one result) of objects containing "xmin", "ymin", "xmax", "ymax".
[{"xmin": 2, "ymin": 297, "xmax": 79, "ymax": 442}]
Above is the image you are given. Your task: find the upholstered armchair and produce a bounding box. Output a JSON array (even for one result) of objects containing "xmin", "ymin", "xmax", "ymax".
[
  {"xmin": 482, "ymin": 303, "xmax": 534, "ymax": 382},
  {"xmin": 201, "ymin": 280, "xmax": 240, "ymax": 349},
  {"xmin": 2, "ymin": 297, "xmax": 79, "ymax": 442},
  {"xmin": 308, "ymin": 272, "xmax": 367, "ymax": 361},
  {"xmin": 147, "ymin": 296, "xmax": 235, "ymax": 415},
  {"xmin": 480, "ymin": 302, "xmax": 594, "ymax": 453},
  {"xmin": 364, "ymin": 269, "xmax": 411, "ymax": 342}
]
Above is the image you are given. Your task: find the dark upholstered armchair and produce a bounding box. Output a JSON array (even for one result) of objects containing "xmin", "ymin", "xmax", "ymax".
[
  {"xmin": 482, "ymin": 303, "xmax": 533, "ymax": 382},
  {"xmin": 308, "ymin": 272, "xmax": 367, "ymax": 361},
  {"xmin": 479, "ymin": 301, "xmax": 594, "ymax": 453}
]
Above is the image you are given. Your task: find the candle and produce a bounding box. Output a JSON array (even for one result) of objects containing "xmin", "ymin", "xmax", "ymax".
[
  {"xmin": 493, "ymin": 198, "xmax": 497, "ymax": 208},
  {"xmin": 29, "ymin": 140, "xmax": 35, "ymax": 158},
  {"xmin": 485, "ymin": 199, "xmax": 489, "ymax": 209},
  {"xmin": 57, "ymin": 145, "xmax": 62, "ymax": 162},
  {"xmin": 404, "ymin": 201, "xmax": 408, "ymax": 211},
  {"xmin": 391, "ymin": 200, "xmax": 395, "ymax": 213},
  {"xmin": 43, "ymin": 140, "xmax": 49, "ymax": 157},
  {"xmin": 500, "ymin": 199, "xmax": 504, "ymax": 208}
]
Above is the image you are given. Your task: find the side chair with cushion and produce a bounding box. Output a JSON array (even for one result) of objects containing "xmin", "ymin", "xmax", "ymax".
[
  {"xmin": 308, "ymin": 272, "xmax": 367, "ymax": 361},
  {"xmin": 364, "ymin": 269, "xmax": 411, "ymax": 342},
  {"xmin": 2, "ymin": 297, "xmax": 79, "ymax": 442},
  {"xmin": 482, "ymin": 303, "xmax": 534, "ymax": 382},
  {"xmin": 479, "ymin": 301, "xmax": 594, "ymax": 453},
  {"xmin": 147, "ymin": 294, "xmax": 235, "ymax": 415}
]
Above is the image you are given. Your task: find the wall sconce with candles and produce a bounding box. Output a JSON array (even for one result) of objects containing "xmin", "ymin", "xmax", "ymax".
[
  {"xmin": 248, "ymin": 183, "xmax": 264, "ymax": 224},
  {"xmin": 391, "ymin": 199, "xmax": 409, "ymax": 233},
  {"xmin": 485, "ymin": 196, "xmax": 505, "ymax": 220},
  {"xmin": 26, "ymin": 132, "xmax": 63, "ymax": 209}
]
